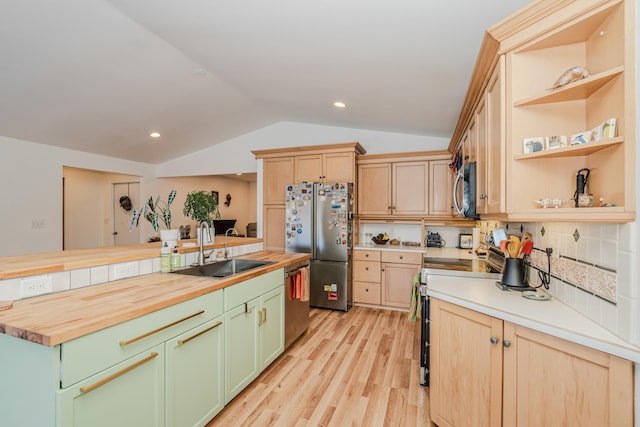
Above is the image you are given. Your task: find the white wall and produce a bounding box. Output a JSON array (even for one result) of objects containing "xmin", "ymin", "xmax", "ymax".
[
  {"xmin": 156, "ymin": 121, "xmax": 449, "ymax": 177},
  {"xmin": 0, "ymin": 136, "xmax": 155, "ymax": 256}
]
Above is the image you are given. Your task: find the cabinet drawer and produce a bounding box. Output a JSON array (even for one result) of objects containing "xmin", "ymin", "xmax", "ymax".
[
  {"xmin": 353, "ymin": 281, "xmax": 381, "ymax": 305},
  {"xmin": 353, "ymin": 261, "xmax": 381, "ymax": 283},
  {"xmin": 381, "ymin": 251, "xmax": 422, "ymax": 265},
  {"xmin": 61, "ymin": 290, "xmax": 223, "ymax": 388},
  {"xmin": 354, "ymin": 250, "xmax": 381, "ymax": 261},
  {"xmin": 224, "ymin": 269, "xmax": 284, "ymax": 311}
]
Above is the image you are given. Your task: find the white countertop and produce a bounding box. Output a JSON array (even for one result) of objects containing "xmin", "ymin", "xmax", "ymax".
[{"xmin": 426, "ymin": 274, "xmax": 640, "ymax": 363}]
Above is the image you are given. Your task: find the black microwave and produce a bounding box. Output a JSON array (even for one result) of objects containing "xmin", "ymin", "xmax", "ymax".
[{"xmin": 453, "ymin": 162, "xmax": 480, "ymax": 219}]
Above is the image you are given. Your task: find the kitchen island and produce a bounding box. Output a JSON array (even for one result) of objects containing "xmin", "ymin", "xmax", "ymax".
[{"xmin": 0, "ymin": 247, "xmax": 309, "ymax": 427}]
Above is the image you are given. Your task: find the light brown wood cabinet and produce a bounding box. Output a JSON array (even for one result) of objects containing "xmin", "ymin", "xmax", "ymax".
[
  {"xmin": 263, "ymin": 157, "xmax": 294, "ymax": 205},
  {"xmin": 430, "ymin": 299, "xmax": 633, "ymax": 427},
  {"xmin": 449, "ymin": 0, "xmax": 635, "ymax": 222},
  {"xmin": 357, "ymin": 151, "xmax": 452, "ymax": 218},
  {"xmin": 476, "ymin": 58, "xmax": 505, "ymax": 215},
  {"xmin": 353, "ymin": 250, "xmax": 381, "ymax": 305},
  {"xmin": 429, "ymin": 160, "xmax": 453, "ymax": 216},
  {"xmin": 353, "ymin": 249, "xmax": 421, "ymax": 309},
  {"xmin": 294, "ymin": 152, "xmax": 355, "ymax": 183},
  {"xmin": 380, "ymin": 251, "xmax": 421, "ymax": 309}
]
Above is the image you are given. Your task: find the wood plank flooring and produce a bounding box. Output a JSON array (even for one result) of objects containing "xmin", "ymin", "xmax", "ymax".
[{"xmin": 209, "ymin": 306, "xmax": 431, "ymax": 426}]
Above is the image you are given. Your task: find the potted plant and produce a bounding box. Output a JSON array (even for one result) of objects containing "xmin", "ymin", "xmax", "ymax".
[
  {"xmin": 183, "ymin": 190, "xmax": 221, "ymax": 244},
  {"xmin": 130, "ymin": 190, "xmax": 178, "ymax": 244}
]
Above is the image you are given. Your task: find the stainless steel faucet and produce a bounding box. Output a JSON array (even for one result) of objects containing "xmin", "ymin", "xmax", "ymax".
[
  {"xmin": 197, "ymin": 222, "xmax": 213, "ymax": 266},
  {"xmin": 224, "ymin": 227, "xmax": 239, "ymax": 260}
]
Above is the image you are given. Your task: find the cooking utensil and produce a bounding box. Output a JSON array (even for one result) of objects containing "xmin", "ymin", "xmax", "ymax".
[
  {"xmin": 521, "ymin": 232, "xmax": 532, "ymax": 245},
  {"xmin": 500, "ymin": 239, "xmax": 510, "ymax": 257},
  {"xmin": 507, "ymin": 241, "xmax": 519, "ymax": 258},
  {"xmin": 519, "ymin": 241, "xmax": 534, "ymax": 257}
]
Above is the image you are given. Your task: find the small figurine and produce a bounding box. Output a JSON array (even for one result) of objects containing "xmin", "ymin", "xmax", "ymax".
[{"xmin": 548, "ymin": 66, "xmax": 591, "ymax": 89}]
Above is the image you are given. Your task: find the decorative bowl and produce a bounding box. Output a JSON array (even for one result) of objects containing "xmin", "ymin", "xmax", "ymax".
[{"xmin": 371, "ymin": 237, "xmax": 389, "ymax": 245}]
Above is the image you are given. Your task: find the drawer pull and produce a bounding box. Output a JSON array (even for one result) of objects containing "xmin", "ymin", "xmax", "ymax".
[
  {"xmin": 399, "ymin": 256, "xmax": 403, "ymax": 260},
  {"xmin": 80, "ymin": 352, "xmax": 158, "ymax": 394},
  {"xmin": 365, "ymin": 267, "xmax": 369, "ymax": 271},
  {"xmin": 263, "ymin": 308, "xmax": 267, "ymax": 324},
  {"xmin": 119, "ymin": 310, "xmax": 205, "ymax": 346},
  {"xmin": 258, "ymin": 310, "xmax": 263, "ymax": 326},
  {"xmin": 365, "ymin": 254, "xmax": 369, "ymax": 257},
  {"xmin": 178, "ymin": 321, "xmax": 222, "ymax": 346}
]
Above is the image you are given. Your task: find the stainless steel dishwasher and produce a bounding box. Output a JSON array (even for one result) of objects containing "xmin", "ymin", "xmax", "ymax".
[{"xmin": 285, "ymin": 261, "xmax": 311, "ymax": 348}]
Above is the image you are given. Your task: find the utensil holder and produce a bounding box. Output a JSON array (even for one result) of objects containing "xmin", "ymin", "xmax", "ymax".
[{"xmin": 501, "ymin": 258, "xmax": 527, "ymax": 287}]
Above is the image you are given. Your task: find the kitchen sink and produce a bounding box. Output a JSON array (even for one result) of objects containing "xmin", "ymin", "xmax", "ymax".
[{"xmin": 170, "ymin": 258, "xmax": 274, "ymax": 278}]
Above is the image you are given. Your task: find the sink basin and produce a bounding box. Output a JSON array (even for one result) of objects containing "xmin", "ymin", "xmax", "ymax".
[{"xmin": 171, "ymin": 258, "xmax": 274, "ymax": 278}]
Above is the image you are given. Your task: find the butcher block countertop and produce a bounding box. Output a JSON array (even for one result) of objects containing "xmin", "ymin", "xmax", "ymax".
[
  {"xmin": 0, "ymin": 251, "xmax": 309, "ymax": 347},
  {"xmin": 0, "ymin": 236, "xmax": 262, "ymax": 280}
]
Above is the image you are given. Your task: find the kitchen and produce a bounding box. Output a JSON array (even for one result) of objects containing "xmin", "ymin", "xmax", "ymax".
[{"xmin": 1, "ymin": 0, "xmax": 639, "ymax": 426}]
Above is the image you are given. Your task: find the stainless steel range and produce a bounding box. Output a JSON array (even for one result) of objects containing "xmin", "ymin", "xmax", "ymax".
[{"xmin": 418, "ymin": 249, "xmax": 503, "ymax": 386}]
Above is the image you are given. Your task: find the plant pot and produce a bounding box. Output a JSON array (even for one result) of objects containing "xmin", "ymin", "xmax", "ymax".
[
  {"xmin": 160, "ymin": 229, "xmax": 180, "ymax": 248},
  {"xmin": 197, "ymin": 227, "xmax": 214, "ymax": 246}
]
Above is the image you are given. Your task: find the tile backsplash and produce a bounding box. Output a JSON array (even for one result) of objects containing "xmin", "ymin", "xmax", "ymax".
[{"xmin": 481, "ymin": 220, "xmax": 638, "ymax": 347}]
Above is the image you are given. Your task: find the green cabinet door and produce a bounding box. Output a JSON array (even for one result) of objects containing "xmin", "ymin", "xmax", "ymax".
[
  {"xmin": 224, "ymin": 297, "xmax": 260, "ymax": 404},
  {"xmin": 165, "ymin": 316, "xmax": 225, "ymax": 427},
  {"xmin": 57, "ymin": 344, "xmax": 165, "ymax": 427},
  {"xmin": 260, "ymin": 286, "xmax": 284, "ymax": 368}
]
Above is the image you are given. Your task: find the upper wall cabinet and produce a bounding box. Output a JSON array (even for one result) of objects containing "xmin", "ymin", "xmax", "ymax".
[
  {"xmin": 357, "ymin": 151, "xmax": 453, "ymax": 218},
  {"xmin": 449, "ymin": 0, "xmax": 635, "ymax": 222},
  {"xmin": 294, "ymin": 152, "xmax": 356, "ymax": 183}
]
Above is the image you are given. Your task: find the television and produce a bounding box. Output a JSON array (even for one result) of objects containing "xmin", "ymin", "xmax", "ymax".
[{"xmin": 212, "ymin": 219, "xmax": 237, "ymax": 235}]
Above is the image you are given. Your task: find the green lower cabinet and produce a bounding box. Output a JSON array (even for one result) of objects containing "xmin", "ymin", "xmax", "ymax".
[
  {"xmin": 165, "ymin": 316, "xmax": 225, "ymax": 427},
  {"xmin": 57, "ymin": 344, "xmax": 165, "ymax": 427},
  {"xmin": 260, "ymin": 286, "xmax": 285, "ymax": 368},
  {"xmin": 224, "ymin": 285, "xmax": 285, "ymax": 405},
  {"xmin": 224, "ymin": 297, "xmax": 261, "ymax": 404}
]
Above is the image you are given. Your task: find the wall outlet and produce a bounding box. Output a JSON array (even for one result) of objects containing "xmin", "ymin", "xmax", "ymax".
[
  {"xmin": 21, "ymin": 276, "xmax": 53, "ymax": 298},
  {"xmin": 113, "ymin": 262, "xmax": 137, "ymax": 280}
]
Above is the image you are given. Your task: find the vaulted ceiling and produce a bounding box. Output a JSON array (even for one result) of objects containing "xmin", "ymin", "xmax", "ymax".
[{"xmin": 0, "ymin": 0, "xmax": 531, "ymax": 163}]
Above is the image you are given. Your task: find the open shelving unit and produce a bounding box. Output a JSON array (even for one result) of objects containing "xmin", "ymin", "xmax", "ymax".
[{"xmin": 503, "ymin": 0, "xmax": 634, "ymax": 221}]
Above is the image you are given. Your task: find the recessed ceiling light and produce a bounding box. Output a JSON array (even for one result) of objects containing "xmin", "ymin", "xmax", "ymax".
[
  {"xmin": 333, "ymin": 101, "xmax": 347, "ymax": 108},
  {"xmin": 150, "ymin": 132, "xmax": 161, "ymax": 138},
  {"xmin": 236, "ymin": 173, "xmax": 242, "ymax": 176}
]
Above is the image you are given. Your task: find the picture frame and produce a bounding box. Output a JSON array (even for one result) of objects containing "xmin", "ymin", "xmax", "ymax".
[
  {"xmin": 570, "ymin": 132, "xmax": 589, "ymax": 145},
  {"xmin": 589, "ymin": 125, "xmax": 602, "ymax": 142},
  {"xmin": 522, "ymin": 137, "xmax": 544, "ymax": 154},
  {"xmin": 546, "ymin": 135, "xmax": 567, "ymax": 150},
  {"xmin": 211, "ymin": 191, "xmax": 219, "ymax": 204},
  {"xmin": 600, "ymin": 118, "xmax": 617, "ymax": 139}
]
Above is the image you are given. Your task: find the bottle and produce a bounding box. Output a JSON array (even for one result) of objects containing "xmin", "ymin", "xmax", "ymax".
[
  {"xmin": 170, "ymin": 248, "xmax": 181, "ymax": 270},
  {"xmin": 160, "ymin": 242, "xmax": 171, "ymax": 273}
]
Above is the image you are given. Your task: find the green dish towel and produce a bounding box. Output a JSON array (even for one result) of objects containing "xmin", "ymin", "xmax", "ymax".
[{"xmin": 408, "ymin": 273, "xmax": 421, "ymax": 322}]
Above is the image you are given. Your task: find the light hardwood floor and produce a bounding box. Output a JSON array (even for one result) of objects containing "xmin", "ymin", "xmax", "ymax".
[{"xmin": 209, "ymin": 306, "xmax": 431, "ymax": 426}]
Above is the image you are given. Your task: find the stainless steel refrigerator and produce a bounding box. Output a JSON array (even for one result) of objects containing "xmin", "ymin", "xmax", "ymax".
[{"xmin": 285, "ymin": 182, "xmax": 353, "ymax": 311}]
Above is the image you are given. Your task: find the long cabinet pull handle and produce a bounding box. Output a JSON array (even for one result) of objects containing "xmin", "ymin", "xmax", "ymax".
[
  {"xmin": 258, "ymin": 310, "xmax": 263, "ymax": 326},
  {"xmin": 177, "ymin": 321, "xmax": 222, "ymax": 346},
  {"xmin": 263, "ymin": 308, "xmax": 267, "ymax": 323},
  {"xmin": 80, "ymin": 352, "xmax": 158, "ymax": 394},
  {"xmin": 119, "ymin": 310, "xmax": 205, "ymax": 346}
]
